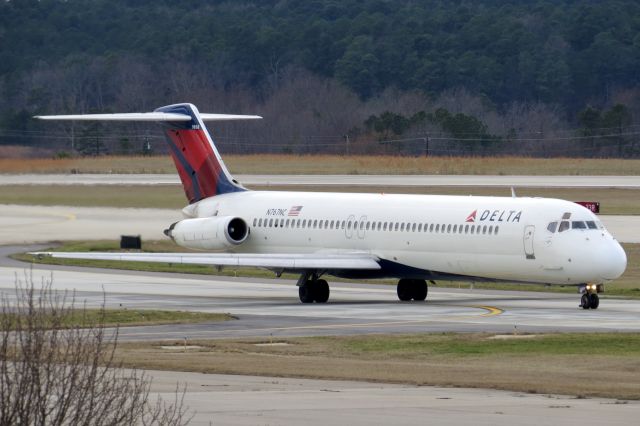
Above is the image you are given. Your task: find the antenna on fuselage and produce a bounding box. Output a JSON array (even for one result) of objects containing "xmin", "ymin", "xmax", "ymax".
[{"xmin": 511, "ymin": 187, "xmax": 517, "ymax": 198}]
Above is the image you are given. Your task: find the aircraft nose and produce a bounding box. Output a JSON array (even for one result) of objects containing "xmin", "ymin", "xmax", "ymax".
[{"xmin": 599, "ymin": 241, "xmax": 627, "ymax": 280}]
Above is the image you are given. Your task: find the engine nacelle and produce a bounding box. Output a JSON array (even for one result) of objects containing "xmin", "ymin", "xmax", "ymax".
[{"xmin": 165, "ymin": 216, "xmax": 249, "ymax": 250}]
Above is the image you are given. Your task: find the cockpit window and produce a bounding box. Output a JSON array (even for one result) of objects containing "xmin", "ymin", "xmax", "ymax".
[
  {"xmin": 586, "ymin": 221, "xmax": 598, "ymax": 230},
  {"xmin": 547, "ymin": 221, "xmax": 558, "ymax": 233},
  {"xmin": 558, "ymin": 221, "xmax": 570, "ymax": 232},
  {"xmin": 562, "ymin": 212, "xmax": 571, "ymax": 220},
  {"xmin": 572, "ymin": 221, "xmax": 587, "ymax": 230}
]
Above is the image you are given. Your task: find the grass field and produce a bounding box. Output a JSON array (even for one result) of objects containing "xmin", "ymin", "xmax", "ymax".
[
  {"xmin": 15, "ymin": 240, "xmax": 640, "ymax": 298},
  {"xmin": 3, "ymin": 155, "xmax": 640, "ymax": 175},
  {"xmin": 116, "ymin": 333, "xmax": 640, "ymax": 400},
  {"xmin": 2, "ymin": 184, "xmax": 640, "ymax": 214}
]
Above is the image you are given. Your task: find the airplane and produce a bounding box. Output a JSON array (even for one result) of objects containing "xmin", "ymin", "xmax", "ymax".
[{"xmin": 32, "ymin": 103, "xmax": 627, "ymax": 309}]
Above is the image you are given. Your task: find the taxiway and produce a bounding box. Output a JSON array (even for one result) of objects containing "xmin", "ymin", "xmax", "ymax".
[{"xmin": 2, "ymin": 173, "xmax": 640, "ymax": 188}]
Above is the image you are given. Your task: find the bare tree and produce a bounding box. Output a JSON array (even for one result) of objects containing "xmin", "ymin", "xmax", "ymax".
[{"xmin": 0, "ymin": 271, "xmax": 192, "ymax": 425}]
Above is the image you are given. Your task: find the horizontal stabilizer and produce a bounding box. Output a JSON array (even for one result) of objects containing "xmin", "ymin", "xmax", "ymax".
[
  {"xmin": 34, "ymin": 113, "xmax": 262, "ymax": 122},
  {"xmin": 29, "ymin": 252, "xmax": 381, "ymax": 270}
]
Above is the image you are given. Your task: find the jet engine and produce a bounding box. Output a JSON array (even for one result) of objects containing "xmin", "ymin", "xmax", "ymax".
[{"xmin": 164, "ymin": 216, "xmax": 249, "ymax": 250}]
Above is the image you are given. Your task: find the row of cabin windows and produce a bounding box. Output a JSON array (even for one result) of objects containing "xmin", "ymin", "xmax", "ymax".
[{"xmin": 252, "ymin": 217, "xmax": 500, "ymax": 236}]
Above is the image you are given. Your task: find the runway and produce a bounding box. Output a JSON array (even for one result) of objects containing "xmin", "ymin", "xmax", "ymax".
[
  {"xmin": 1, "ymin": 252, "xmax": 639, "ymax": 340},
  {"xmin": 145, "ymin": 371, "xmax": 639, "ymax": 426},
  {"xmin": 3, "ymin": 173, "xmax": 640, "ymax": 188}
]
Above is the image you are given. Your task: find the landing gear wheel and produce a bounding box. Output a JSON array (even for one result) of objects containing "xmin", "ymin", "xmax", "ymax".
[
  {"xmin": 299, "ymin": 284, "xmax": 315, "ymax": 304},
  {"xmin": 397, "ymin": 279, "xmax": 413, "ymax": 301},
  {"xmin": 580, "ymin": 293, "xmax": 591, "ymax": 310},
  {"xmin": 589, "ymin": 293, "xmax": 599, "ymax": 310},
  {"xmin": 412, "ymin": 280, "xmax": 428, "ymax": 301},
  {"xmin": 314, "ymin": 279, "xmax": 330, "ymax": 303}
]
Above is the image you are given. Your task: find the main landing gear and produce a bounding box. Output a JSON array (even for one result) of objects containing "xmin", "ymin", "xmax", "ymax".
[
  {"xmin": 579, "ymin": 284, "xmax": 601, "ymax": 310},
  {"xmin": 297, "ymin": 272, "xmax": 330, "ymax": 303},
  {"xmin": 397, "ymin": 278, "xmax": 428, "ymax": 302}
]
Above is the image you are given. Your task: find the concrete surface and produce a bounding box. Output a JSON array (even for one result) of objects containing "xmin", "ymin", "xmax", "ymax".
[
  {"xmin": 1, "ymin": 257, "xmax": 638, "ymax": 339},
  {"xmin": 145, "ymin": 370, "xmax": 640, "ymax": 426},
  {"xmin": 3, "ymin": 173, "xmax": 640, "ymax": 188}
]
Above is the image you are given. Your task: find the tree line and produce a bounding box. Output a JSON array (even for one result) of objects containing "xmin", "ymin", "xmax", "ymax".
[{"xmin": 1, "ymin": 0, "xmax": 639, "ymax": 157}]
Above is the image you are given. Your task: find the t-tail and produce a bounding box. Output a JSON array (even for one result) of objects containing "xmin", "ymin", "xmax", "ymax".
[{"xmin": 35, "ymin": 103, "xmax": 262, "ymax": 203}]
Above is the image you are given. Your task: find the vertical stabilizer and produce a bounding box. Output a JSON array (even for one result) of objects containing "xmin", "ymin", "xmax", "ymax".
[{"xmin": 156, "ymin": 103, "xmax": 246, "ymax": 203}]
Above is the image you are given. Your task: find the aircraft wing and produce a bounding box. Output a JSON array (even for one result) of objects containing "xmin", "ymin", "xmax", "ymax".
[{"xmin": 29, "ymin": 252, "xmax": 381, "ymax": 270}]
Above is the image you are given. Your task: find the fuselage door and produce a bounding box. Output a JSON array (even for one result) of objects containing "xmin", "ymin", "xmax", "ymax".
[
  {"xmin": 524, "ymin": 225, "xmax": 536, "ymax": 260},
  {"xmin": 357, "ymin": 215, "xmax": 367, "ymax": 239},
  {"xmin": 345, "ymin": 214, "xmax": 356, "ymax": 239}
]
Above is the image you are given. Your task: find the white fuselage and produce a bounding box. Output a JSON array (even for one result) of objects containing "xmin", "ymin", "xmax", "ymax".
[{"xmin": 180, "ymin": 190, "xmax": 627, "ymax": 286}]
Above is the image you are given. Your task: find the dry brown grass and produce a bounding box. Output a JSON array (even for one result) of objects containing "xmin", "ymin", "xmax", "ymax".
[
  {"xmin": 116, "ymin": 334, "xmax": 640, "ymax": 400},
  {"xmin": 3, "ymin": 155, "xmax": 640, "ymax": 175}
]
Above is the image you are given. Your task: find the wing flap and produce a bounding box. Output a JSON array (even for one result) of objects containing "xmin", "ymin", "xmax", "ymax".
[{"xmin": 29, "ymin": 252, "xmax": 380, "ymax": 270}]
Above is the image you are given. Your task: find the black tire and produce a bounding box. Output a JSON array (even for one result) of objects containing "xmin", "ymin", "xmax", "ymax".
[
  {"xmin": 314, "ymin": 279, "xmax": 330, "ymax": 303},
  {"xmin": 397, "ymin": 279, "xmax": 413, "ymax": 301},
  {"xmin": 581, "ymin": 293, "xmax": 591, "ymax": 309},
  {"xmin": 589, "ymin": 293, "xmax": 600, "ymax": 310},
  {"xmin": 412, "ymin": 280, "xmax": 428, "ymax": 301},
  {"xmin": 299, "ymin": 284, "xmax": 315, "ymax": 303}
]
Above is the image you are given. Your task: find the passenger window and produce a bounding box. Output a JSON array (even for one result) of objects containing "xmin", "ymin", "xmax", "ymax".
[
  {"xmin": 366, "ymin": 222, "xmax": 370, "ymax": 231},
  {"xmin": 412, "ymin": 223, "xmax": 417, "ymax": 232},
  {"xmin": 341, "ymin": 221, "xmax": 345, "ymax": 229},
  {"xmin": 257, "ymin": 218, "xmax": 262, "ymax": 227},
  {"xmin": 547, "ymin": 221, "xmax": 558, "ymax": 233},
  {"xmin": 494, "ymin": 226, "xmax": 499, "ymax": 235},
  {"xmin": 572, "ymin": 221, "xmax": 587, "ymax": 230},
  {"xmin": 435, "ymin": 224, "xmax": 440, "ymax": 233},
  {"xmin": 280, "ymin": 219, "xmax": 284, "ymax": 227},
  {"xmin": 483, "ymin": 225, "xmax": 487, "ymax": 234},
  {"xmin": 319, "ymin": 220, "xmax": 323, "ymax": 229},
  {"xmin": 488, "ymin": 225, "xmax": 493, "ymax": 234},
  {"xmin": 558, "ymin": 221, "xmax": 570, "ymax": 232},
  {"xmin": 429, "ymin": 224, "xmax": 434, "ymax": 232},
  {"xmin": 417, "ymin": 224, "xmax": 422, "ymax": 232},
  {"xmin": 465, "ymin": 224, "xmax": 469, "ymax": 233},
  {"xmin": 269, "ymin": 219, "xmax": 274, "ymax": 227},
  {"xmin": 586, "ymin": 221, "xmax": 597, "ymax": 230},
  {"xmin": 400, "ymin": 223, "xmax": 405, "ymax": 232},
  {"xmin": 394, "ymin": 223, "xmax": 399, "ymax": 231},
  {"xmin": 470, "ymin": 225, "xmax": 475, "ymax": 234},
  {"xmin": 447, "ymin": 224, "xmax": 451, "ymax": 233},
  {"xmin": 360, "ymin": 222, "xmax": 365, "ymax": 230}
]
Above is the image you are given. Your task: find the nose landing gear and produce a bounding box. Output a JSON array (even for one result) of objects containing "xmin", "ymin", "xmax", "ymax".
[{"xmin": 579, "ymin": 284, "xmax": 602, "ymax": 310}]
